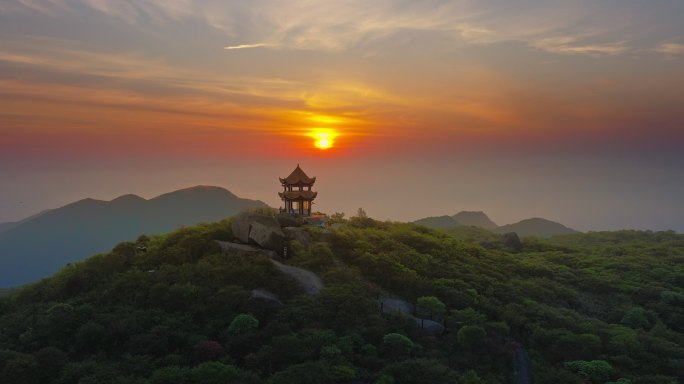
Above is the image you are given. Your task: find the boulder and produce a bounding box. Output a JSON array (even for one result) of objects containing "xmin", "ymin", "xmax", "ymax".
[
  {"xmin": 416, "ymin": 318, "xmax": 445, "ymax": 336},
  {"xmin": 216, "ymin": 240, "xmax": 261, "ymax": 254},
  {"xmin": 270, "ymin": 259, "xmax": 324, "ymax": 295},
  {"xmin": 249, "ymin": 221, "xmax": 287, "ymax": 251},
  {"xmin": 231, "ymin": 212, "xmax": 286, "ymax": 251},
  {"xmin": 250, "ymin": 288, "xmax": 284, "ymax": 307},
  {"xmin": 380, "ymin": 297, "xmax": 414, "ymax": 315},
  {"xmin": 501, "ymin": 232, "xmax": 523, "ymax": 251},
  {"xmin": 231, "ymin": 212, "xmax": 255, "ymax": 243}
]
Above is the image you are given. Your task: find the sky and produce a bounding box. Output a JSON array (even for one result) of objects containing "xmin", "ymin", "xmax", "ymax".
[{"xmin": 1, "ymin": 0, "xmax": 683, "ymax": 232}]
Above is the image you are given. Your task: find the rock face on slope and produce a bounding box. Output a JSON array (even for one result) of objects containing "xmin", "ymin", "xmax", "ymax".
[
  {"xmin": 270, "ymin": 259, "xmax": 324, "ymax": 295},
  {"xmin": 500, "ymin": 232, "xmax": 523, "ymax": 251},
  {"xmin": 231, "ymin": 212, "xmax": 287, "ymax": 252},
  {"xmin": 249, "ymin": 221, "xmax": 287, "ymax": 251}
]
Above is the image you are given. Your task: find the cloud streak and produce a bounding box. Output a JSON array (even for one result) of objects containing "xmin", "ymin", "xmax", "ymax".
[
  {"xmin": 224, "ymin": 43, "xmax": 272, "ymax": 50},
  {"xmin": 654, "ymin": 43, "xmax": 684, "ymax": 55}
]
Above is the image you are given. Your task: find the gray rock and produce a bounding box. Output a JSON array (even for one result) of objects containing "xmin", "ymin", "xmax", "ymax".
[
  {"xmin": 216, "ymin": 240, "xmax": 262, "ymax": 254},
  {"xmin": 249, "ymin": 221, "xmax": 287, "ymax": 251},
  {"xmin": 270, "ymin": 259, "xmax": 324, "ymax": 295},
  {"xmin": 501, "ymin": 232, "xmax": 523, "ymax": 251},
  {"xmin": 231, "ymin": 212, "xmax": 287, "ymax": 251},
  {"xmin": 416, "ymin": 318, "xmax": 445, "ymax": 336},
  {"xmin": 251, "ymin": 288, "xmax": 284, "ymax": 307},
  {"xmin": 231, "ymin": 212, "xmax": 255, "ymax": 243},
  {"xmin": 380, "ymin": 297, "xmax": 414, "ymax": 315},
  {"xmin": 231, "ymin": 212, "xmax": 280, "ymax": 244}
]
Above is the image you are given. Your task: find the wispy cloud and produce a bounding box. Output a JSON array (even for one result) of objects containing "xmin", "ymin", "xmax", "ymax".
[
  {"xmin": 224, "ymin": 43, "xmax": 272, "ymax": 50},
  {"xmin": 3, "ymin": 0, "xmax": 677, "ymax": 57},
  {"xmin": 531, "ymin": 36, "xmax": 628, "ymax": 56},
  {"xmin": 654, "ymin": 43, "xmax": 684, "ymax": 55}
]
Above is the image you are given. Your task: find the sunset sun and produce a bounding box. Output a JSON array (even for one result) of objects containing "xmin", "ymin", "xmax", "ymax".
[{"xmin": 311, "ymin": 129, "xmax": 336, "ymax": 150}]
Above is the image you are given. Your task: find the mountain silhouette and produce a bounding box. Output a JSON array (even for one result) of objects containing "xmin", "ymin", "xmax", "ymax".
[
  {"xmin": 494, "ymin": 218, "xmax": 578, "ymax": 237},
  {"xmin": 413, "ymin": 215, "xmax": 462, "ymax": 229},
  {"xmin": 0, "ymin": 186, "xmax": 267, "ymax": 288},
  {"xmin": 0, "ymin": 210, "xmax": 52, "ymax": 233},
  {"xmin": 452, "ymin": 211, "xmax": 498, "ymax": 229}
]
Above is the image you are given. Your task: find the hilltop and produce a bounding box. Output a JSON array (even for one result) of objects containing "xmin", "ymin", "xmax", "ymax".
[
  {"xmin": 0, "ymin": 214, "xmax": 682, "ymax": 383},
  {"xmin": 494, "ymin": 218, "xmax": 578, "ymax": 237},
  {"xmin": 452, "ymin": 211, "xmax": 498, "ymax": 230},
  {"xmin": 414, "ymin": 212, "xmax": 578, "ymax": 238},
  {"xmin": 0, "ymin": 186, "xmax": 267, "ymax": 287}
]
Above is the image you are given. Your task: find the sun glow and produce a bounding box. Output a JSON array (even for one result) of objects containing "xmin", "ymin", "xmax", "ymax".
[{"xmin": 311, "ymin": 129, "xmax": 336, "ymax": 150}]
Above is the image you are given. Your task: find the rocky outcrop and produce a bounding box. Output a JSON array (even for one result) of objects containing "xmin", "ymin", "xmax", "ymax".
[
  {"xmin": 250, "ymin": 288, "xmax": 284, "ymax": 307},
  {"xmin": 380, "ymin": 297, "xmax": 445, "ymax": 336},
  {"xmin": 416, "ymin": 318, "xmax": 446, "ymax": 336},
  {"xmin": 249, "ymin": 221, "xmax": 287, "ymax": 251},
  {"xmin": 231, "ymin": 212, "xmax": 287, "ymax": 252},
  {"xmin": 501, "ymin": 232, "xmax": 523, "ymax": 251},
  {"xmin": 270, "ymin": 259, "xmax": 324, "ymax": 295},
  {"xmin": 380, "ymin": 297, "xmax": 414, "ymax": 315}
]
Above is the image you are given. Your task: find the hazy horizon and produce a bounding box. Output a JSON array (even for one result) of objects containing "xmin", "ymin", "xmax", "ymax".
[{"xmin": 1, "ymin": 1, "xmax": 683, "ymax": 233}]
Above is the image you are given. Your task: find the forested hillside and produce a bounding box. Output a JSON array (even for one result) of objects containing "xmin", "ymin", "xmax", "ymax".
[{"xmin": 0, "ymin": 216, "xmax": 682, "ymax": 383}]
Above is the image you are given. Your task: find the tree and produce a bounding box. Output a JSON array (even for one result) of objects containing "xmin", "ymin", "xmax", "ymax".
[
  {"xmin": 34, "ymin": 347, "xmax": 67, "ymax": 381},
  {"xmin": 416, "ymin": 296, "xmax": 446, "ymax": 317},
  {"xmin": 565, "ymin": 360, "xmax": 612, "ymax": 384},
  {"xmin": 228, "ymin": 314, "xmax": 259, "ymax": 334},
  {"xmin": 328, "ymin": 212, "xmax": 347, "ymax": 225},
  {"xmin": 381, "ymin": 333, "xmax": 414, "ymax": 358},
  {"xmin": 382, "ymin": 358, "xmax": 459, "ymax": 384},
  {"xmin": 1, "ymin": 354, "xmax": 39, "ymax": 384},
  {"xmin": 194, "ymin": 340, "xmax": 225, "ymax": 362},
  {"xmin": 457, "ymin": 325, "xmax": 487, "ymax": 351},
  {"xmin": 150, "ymin": 366, "xmax": 190, "ymax": 384},
  {"xmin": 188, "ymin": 362, "xmax": 243, "ymax": 384},
  {"xmin": 621, "ymin": 307, "xmax": 651, "ymax": 329}
]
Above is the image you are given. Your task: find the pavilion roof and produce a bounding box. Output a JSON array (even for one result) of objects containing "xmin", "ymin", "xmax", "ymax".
[
  {"xmin": 279, "ymin": 190, "xmax": 318, "ymax": 200},
  {"xmin": 280, "ymin": 165, "xmax": 316, "ymax": 185}
]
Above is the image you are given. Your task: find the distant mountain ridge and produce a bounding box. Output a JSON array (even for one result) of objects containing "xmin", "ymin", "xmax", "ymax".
[
  {"xmin": 0, "ymin": 186, "xmax": 268, "ymax": 288},
  {"xmin": 494, "ymin": 218, "xmax": 578, "ymax": 237},
  {"xmin": 0, "ymin": 209, "xmax": 52, "ymax": 233},
  {"xmin": 413, "ymin": 211, "xmax": 578, "ymax": 238},
  {"xmin": 452, "ymin": 211, "xmax": 498, "ymax": 229},
  {"xmin": 413, "ymin": 216, "xmax": 462, "ymax": 229}
]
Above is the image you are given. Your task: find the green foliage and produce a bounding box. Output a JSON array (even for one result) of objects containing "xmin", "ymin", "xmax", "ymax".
[
  {"xmin": 228, "ymin": 314, "xmax": 259, "ymax": 334},
  {"xmin": 382, "ymin": 358, "xmax": 459, "ymax": 384},
  {"xmin": 328, "ymin": 212, "xmax": 347, "ymax": 224},
  {"xmin": 565, "ymin": 360, "xmax": 612, "ymax": 383},
  {"xmin": 381, "ymin": 333, "xmax": 414, "ymax": 358},
  {"xmin": 456, "ymin": 325, "xmax": 487, "ymax": 351},
  {"xmin": 416, "ymin": 296, "xmax": 446, "ymax": 315},
  {"xmin": 621, "ymin": 307, "xmax": 651, "ymax": 329},
  {"xmin": 0, "ymin": 220, "xmax": 683, "ymax": 383}
]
